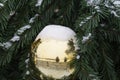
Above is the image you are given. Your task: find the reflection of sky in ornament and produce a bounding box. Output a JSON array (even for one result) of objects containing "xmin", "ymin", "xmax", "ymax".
[{"xmin": 36, "ymin": 39, "xmax": 73, "ymax": 62}]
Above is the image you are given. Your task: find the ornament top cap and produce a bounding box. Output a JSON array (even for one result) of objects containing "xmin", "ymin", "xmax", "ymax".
[{"xmin": 35, "ymin": 25, "xmax": 76, "ymax": 41}]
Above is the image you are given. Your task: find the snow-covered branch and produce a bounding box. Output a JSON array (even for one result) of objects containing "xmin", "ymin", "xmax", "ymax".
[
  {"xmin": 79, "ymin": 15, "xmax": 93, "ymax": 27},
  {"xmin": 29, "ymin": 14, "xmax": 39, "ymax": 23},
  {"xmin": 17, "ymin": 25, "xmax": 31, "ymax": 35},
  {"xmin": 0, "ymin": 25, "xmax": 31, "ymax": 49},
  {"xmin": 76, "ymin": 55, "xmax": 80, "ymax": 59},
  {"xmin": 104, "ymin": 1, "xmax": 120, "ymax": 18},
  {"xmin": 10, "ymin": 11, "xmax": 15, "ymax": 16},
  {"xmin": 0, "ymin": 3, "xmax": 4, "ymax": 7},
  {"xmin": 111, "ymin": 10, "xmax": 120, "ymax": 17},
  {"xmin": 0, "ymin": 0, "xmax": 8, "ymax": 8},
  {"xmin": 10, "ymin": 35, "xmax": 20, "ymax": 42},
  {"xmin": 87, "ymin": 0, "xmax": 120, "ymax": 18},
  {"xmin": 113, "ymin": 1, "xmax": 120, "ymax": 7},
  {"xmin": 86, "ymin": 0, "xmax": 100, "ymax": 6},
  {"xmin": 25, "ymin": 58, "xmax": 29, "ymax": 68},
  {"xmin": 25, "ymin": 53, "xmax": 30, "ymax": 76},
  {"xmin": 79, "ymin": 5, "xmax": 102, "ymax": 27},
  {"xmin": 82, "ymin": 33, "xmax": 92, "ymax": 44},
  {"xmin": 35, "ymin": 0, "xmax": 43, "ymax": 7},
  {"xmin": 94, "ymin": 5, "xmax": 102, "ymax": 12}
]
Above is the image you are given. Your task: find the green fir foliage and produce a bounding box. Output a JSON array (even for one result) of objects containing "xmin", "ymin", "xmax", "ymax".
[{"xmin": 0, "ymin": 0, "xmax": 120, "ymax": 80}]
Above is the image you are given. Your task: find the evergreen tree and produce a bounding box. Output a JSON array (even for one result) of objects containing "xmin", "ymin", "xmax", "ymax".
[{"xmin": 0, "ymin": 0, "xmax": 120, "ymax": 80}]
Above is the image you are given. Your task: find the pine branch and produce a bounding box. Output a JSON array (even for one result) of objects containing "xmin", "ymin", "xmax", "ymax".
[
  {"xmin": 99, "ymin": 48, "xmax": 116, "ymax": 80},
  {"xmin": 70, "ymin": 51, "xmax": 98, "ymax": 80}
]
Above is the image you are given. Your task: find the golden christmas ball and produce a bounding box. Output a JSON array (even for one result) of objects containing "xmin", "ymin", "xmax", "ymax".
[{"xmin": 32, "ymin": 25, "xmax": 78, "ymax": 79}]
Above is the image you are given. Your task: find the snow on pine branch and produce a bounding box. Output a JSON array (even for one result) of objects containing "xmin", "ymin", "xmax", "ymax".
[
  {"xmin": 76, "ymin": 55, "xmax": 80, "ymax": 59},
  {"xmin": 82, "ymin": 33, "xmax": 92, "ymax": 44},
  {"xmin": 87, "ymin": 0, "xmax": 120, "ymax": 7},
  {"xmin": 79, "ymin": 5, "xmax": 101, "ymax": 27},
  {"xmin": 10, "ymin": 11, "xmax": 15, "ymax": 16},
  {"xmin": 104, "ymin": 0, "xmax": 120, "ymax": 9},
  {"xmin": 0, "ymin": 0, "xmax": 8, "ymax": 8},
  {"xmin": 87, "ymin": 0, "xmax": 120, "ymax": 18},
  {"xmin": 79, "ymin": 15, "xmax": 93, "ymax": 27},
  {"xmin": 25, "ymin": 53, "xmax": 30, "ymax": 76},
  {"xmin": 104, "ymin": 1, "xmax": 120, "ymax": 17},
  {"xmin": 25, "ymin": 58, "xmax": 29, "ymax": 68},
  {"xmin": 35, "ymin": 0, "xmax": 43, "ymax": 7},
  {"xmin": 10, "ymin": 35, "xmax": 20, "ymax": 42},
  {"xmin": 26, "ymin": 70, "xmax": 30, "ymax": 75},
  {"xmin": 0, "ymin": 3, "xmax": 4, "ymax": 7},
  {"xmin": 113, "ymin": 1, "xmax": 120, "ymax": 7},
  {"xmin": 29, "ymin": 14, "xmax": 39, "ymax": 23},
  {"xmin": 94, "ymin": 5, "xmax": 102, "ymax": 13},
  {"xmin": 111, "ymin": 10, "xmax": 120, "ymax": 17},
  {"xmin": 0, "ymin": 25, "xmax": 31, "ymax": 49},
  {"xmin": 17, "ymin": 25, "xmax": 31, "ymax": 35},
  {"xmin": 0, "ymin": 42, "xmax": 12, "ymax": 49},
  {"xmin": 86, "ymin": 0, "xmax": 100, "ymax": 6}
]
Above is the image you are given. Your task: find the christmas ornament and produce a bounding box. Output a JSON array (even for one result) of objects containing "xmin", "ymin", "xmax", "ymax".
[{"xmin": 32, "ymin": 25, "xmax": 78, "ymax": 79}]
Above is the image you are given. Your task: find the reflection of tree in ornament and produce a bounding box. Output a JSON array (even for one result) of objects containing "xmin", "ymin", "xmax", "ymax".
[
  {"xmin": 64, "ymin": 57, "xmax": 67, "ymax": 62},
  {"xmin": 31, "ymin": 38, "xmax": 41, "ymax": 53},
  {"xmin": 31, "ymin": 38, "xmax": 41, "ymax": 63},
  {"xmin": 65, "ymin": 39, "xmax": 75, "ymax": 57},
  {"xmin": 66, "ymin": 39, "xmax": 75, "ymax": 53},
  {"xmin": 56, "ymin": 56, "xmax": 60, "ymax": 63}
]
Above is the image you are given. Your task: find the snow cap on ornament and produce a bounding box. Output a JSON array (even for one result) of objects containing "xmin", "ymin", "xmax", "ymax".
[
  {"xmin": 35, "ymin": 25, "xmax": 76, "ymax": 41},
  {"xmin": 32, "ymin": 25, "xmax": 78, "ymax": 79}
]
